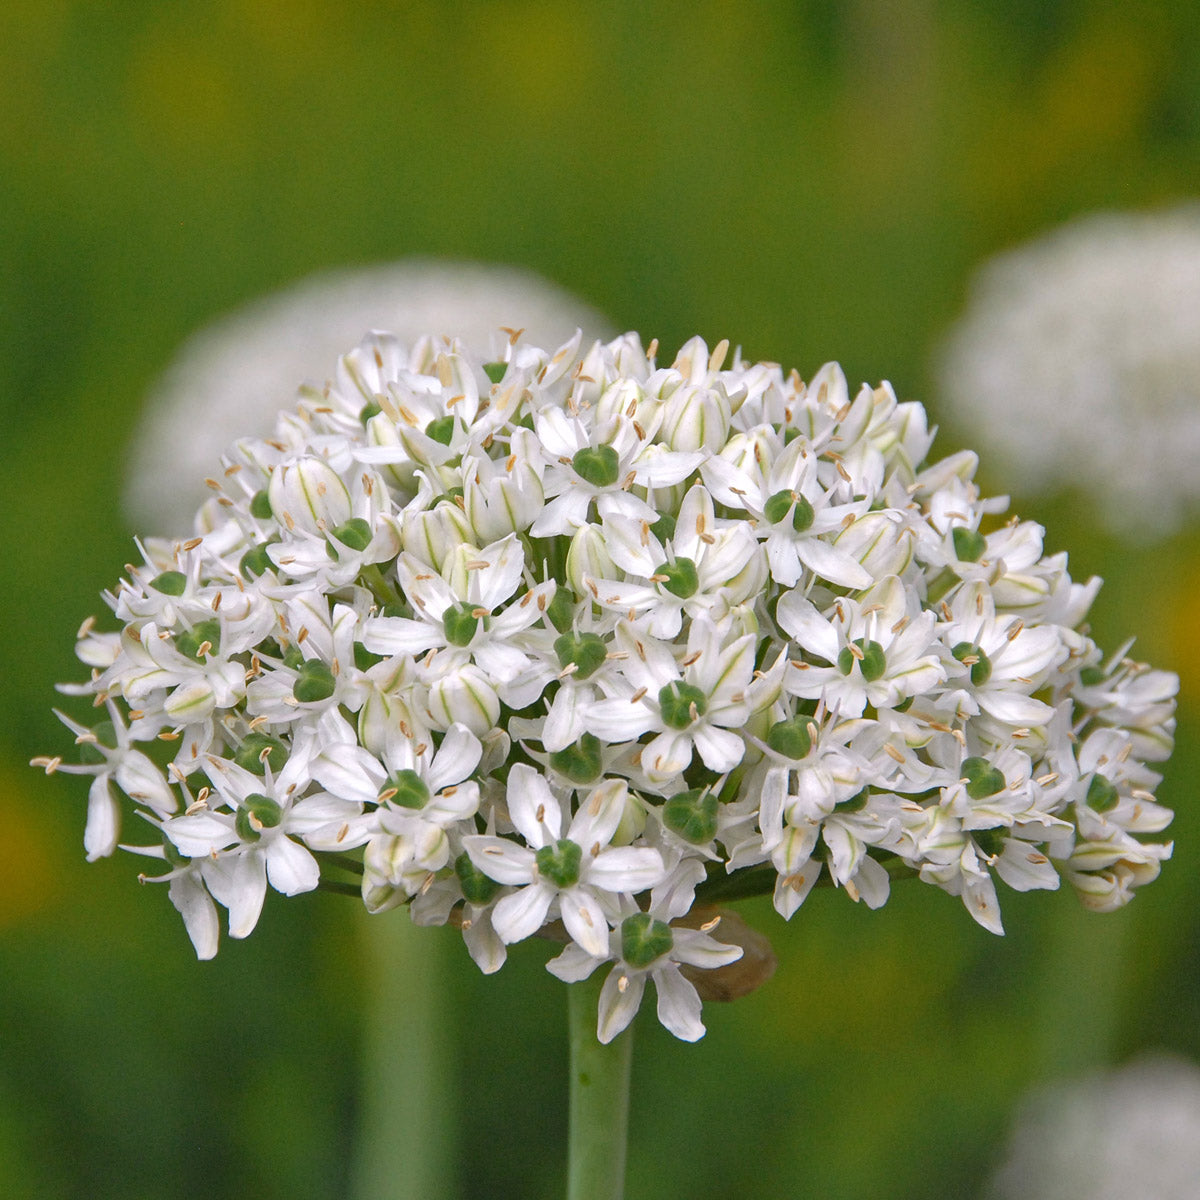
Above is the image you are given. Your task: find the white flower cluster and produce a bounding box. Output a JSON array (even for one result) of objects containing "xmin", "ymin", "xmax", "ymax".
[
  {"xmin": 937, "ymin": 206, "xmax": 1200, "ymax": 536},
  {"xmin": 43, "ymin": 330, "xmax": 1177, "ymax": 1043}
]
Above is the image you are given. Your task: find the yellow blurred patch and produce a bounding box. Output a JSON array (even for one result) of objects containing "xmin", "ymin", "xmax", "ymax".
[
  {"xmin": 124, "ymin": 24, "xmax": 248, "ymax": 162},
  {"xmin": 466, "ymin": 1, "xmax": 597, "ymax": 125},
  {"xmin": 965, "ymin": 11, "xmax": 1165, "ymax": 220},
  {"xmin": 1165, "ymin": 557, "xmax": 1200, "ymax": 693},
  {"xmin": 0, "ymin": 758, "xmax": 57, "ymax": 927}
]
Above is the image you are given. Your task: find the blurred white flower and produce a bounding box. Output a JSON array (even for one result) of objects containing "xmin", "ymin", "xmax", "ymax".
[
  {"xmin": 988, "ymin": 1054, "xmax": 1200, "ymax": 1200},
  {"xmin": 126, "ymin": 260, "xmax": 615, "ymax": 532},
  {"xmin": 937, "ymin": 207, "xmax": 1200, "ymax": 536}
]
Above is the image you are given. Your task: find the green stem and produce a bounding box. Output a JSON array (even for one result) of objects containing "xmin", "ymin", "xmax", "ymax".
[
  {"xmin": 567, "ymin": 974, "xmax": 633, "ymax": 1200},
  {"xmin": 351, "ymin": 908, "xmax": 457, "ymax": 1200},
  {"xmin": 359, "ymin": 563, "xmax": 403, "ymax": 608},
  {"xmin": 693, "ymin": 854, "xmax": 919, "ymax": 905}
]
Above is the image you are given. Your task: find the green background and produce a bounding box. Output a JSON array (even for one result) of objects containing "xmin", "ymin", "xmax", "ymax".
[{"xmin": 3, "ymin": 2, "xmax": 1199, "ymax": 1196}]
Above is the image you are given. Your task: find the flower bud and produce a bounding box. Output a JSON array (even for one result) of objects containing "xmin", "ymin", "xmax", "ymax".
[
  {"xmin": 428, "ymin": 665, "xmax": 500, "ymax": 736},
  {"xmin": 463, "ymin": 450, "xmax": 545, "ymax": 541},
  {"xmin": 833, "ymin": 512, "xmax": 912, "ymax": 579},
  {"xmin": 660, "ymin": 384, "xmax": 731, "ymax": 453},
  {"xmin": 362, "ymin": 835, "xmax": 410, "ymax": 912},
  {"xmin": 566, "ymin": 525, "xmax": 614, "ymax": 594},
  {"xmin": 595, "ymin": 377, "xmax": 645, "ymax": 427},
  {"xmin": 363, "ymin": 412, "xmax": 418, "ymax": 493},
  {"xmin": 402, "ymin": 500, "xmax": 472, "ymax": 572},
  {"xmin": 357, "ymin": 673, "xmax": 422, "ymax": 759},
  {"xmin": 267, "ymin": 456, "xmax": 352, "ymax": 537}
]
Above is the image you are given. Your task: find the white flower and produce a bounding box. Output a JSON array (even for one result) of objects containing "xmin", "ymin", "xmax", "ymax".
[
  {"xmin": 464, "ymin": 766, "xmax": 664, "ymax": 958},
  {"xmin": 546, "ymin": 897, "xmax": 743, "ymax": 1043},
  {"xmin": 585, "ymin": 483, "xmax": 761, "ymax": 638},
  {"xmin": 703, "ymin": 431, "xmax": 872, "ymax": 589},
  {"xmin": 41, "ymin": 702, "xmax": 176, "ymax": 861},
  {"xmin": 989, "ymin": 1055, "xmax": 1200, "ymax": 1200},
  {"xmin": 779, "ymin": 575, "xmax": 944, "ymax": 717},
  {"xmin": 586, "ymin": 617, "xmax": 772, "ymax": 785},
  {"xmin": 938, "ymin": 206, "xmax": 1200, "ymax": 536},
  {"xmin": 160, "ymin": 745, "xmax": 353, "ymax": 943}
]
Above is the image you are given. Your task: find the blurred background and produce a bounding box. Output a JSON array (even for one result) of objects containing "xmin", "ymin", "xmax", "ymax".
[{"xmin": 3, "ymin": 1, "xmax": 1200, "ymax": 1197}]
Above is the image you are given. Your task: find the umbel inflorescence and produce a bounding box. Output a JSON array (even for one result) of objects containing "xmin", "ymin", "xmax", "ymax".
[{"xmin": 41, "ymin": 331, "xmax": 1177, "ymax": 1043}]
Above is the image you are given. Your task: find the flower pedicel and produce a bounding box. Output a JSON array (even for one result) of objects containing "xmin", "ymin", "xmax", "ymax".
[{"xmin": 38, "ymin": 330, "xmax": 1178, "ymax": 1044}]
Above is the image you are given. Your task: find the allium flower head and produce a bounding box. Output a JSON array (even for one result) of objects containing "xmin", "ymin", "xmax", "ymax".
[
  {"xmin": 938, "ymin": 206, "xmax": 1200, "ymax": 536},
  {"xmin": 41, "ymin": 329, "xmax": 1177, "ymax": 1042}
]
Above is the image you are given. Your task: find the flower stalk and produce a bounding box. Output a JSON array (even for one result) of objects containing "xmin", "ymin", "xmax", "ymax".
[{"xmin": 568, "ymin": 970, "xmax": 633, "ymax": 1200}]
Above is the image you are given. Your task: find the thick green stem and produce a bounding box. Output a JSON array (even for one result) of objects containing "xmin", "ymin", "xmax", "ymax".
[
  {"xmin": 351, "ymin": 907, "xmax": 457, "ymax": 1200},
  {"xmin": 567, "ymin": 974, "xmax": 633, "ymax": 1200}
]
